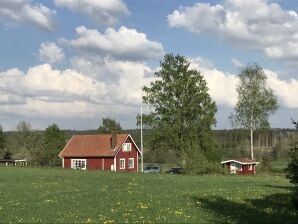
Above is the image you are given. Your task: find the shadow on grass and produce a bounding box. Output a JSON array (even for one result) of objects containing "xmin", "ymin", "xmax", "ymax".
[
  {"xmin": 262, "ymin": 184, "xmax": 294, "ymax": 191},
  {"xmin": 192, "ymin": 193, "xmax": 297, "ymax": 223}
]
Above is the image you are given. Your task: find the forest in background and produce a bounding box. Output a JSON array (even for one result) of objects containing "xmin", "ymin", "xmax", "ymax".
[{"xmin": 1, "ymin": 128, "xmax": 295, "ymax": 165}]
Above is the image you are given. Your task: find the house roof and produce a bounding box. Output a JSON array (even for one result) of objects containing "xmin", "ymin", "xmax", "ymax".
[
  {"xmin": 59, "ymin": 134, "xmax": 129, "ymax": 157},
  {"xmin": 221, "ymin": 158, "xmax": 259, "ymax": 165}
]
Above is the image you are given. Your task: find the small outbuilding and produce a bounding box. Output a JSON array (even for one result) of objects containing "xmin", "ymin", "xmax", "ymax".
[
  {"xmin": 0, "ymin": 159, "xmax": 27, "ymax": 166},
  {"xmin": 221, "ymin": 158, "xmax": 259, "ymax": 175},
  {"xmin": 59, "ymin": 133, "xmax": 141, "ymax": 172}
]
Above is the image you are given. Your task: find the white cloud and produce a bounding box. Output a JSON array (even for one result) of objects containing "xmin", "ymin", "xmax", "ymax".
[
  {"xmin": 230, "ymin": 58, "xmax": 244, "ymax": 68},
  {"xmin": 38, "ymin": 42, "xmax": 65, "ymax": 64},
  {"xmin": 190, "ymin": 57, "xmax": 238, "ymax": 106},
  {"xmin": 61, "ymin": 26, "xmax": 164, "ymax": 61},
  {"xmin": 189, "ymin": 57, "xmax": 298, "ymax": 109},
  {"xmin": 168, "ymin": 0, "xmax": 298, "ymax": 62},
  {"xmin": 265, "ymin": 69, "xmax": 298, "ymax": 108},
  {"xmin": 54, "ymin": 0, "xmax": 129, "ymax": 26},
  {"xmin": 0, "ymin": 60, "xmax": 154, "ymax": 121},
  {"xmin": 0, "ymin": 64, "xmax": 105, "ymax": 117},
  {"xmin": 70, "ymin": 55, "xmax": 155, "ymax": 104},
  {"xmin": 0, "ymin": 0, "xmax": 56, "ymax": 31}
]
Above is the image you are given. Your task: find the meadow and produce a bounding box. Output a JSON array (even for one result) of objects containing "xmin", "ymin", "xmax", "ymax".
[{"xmin": 0, "ymin": 167, "xmax": 296, "ymax": 223}]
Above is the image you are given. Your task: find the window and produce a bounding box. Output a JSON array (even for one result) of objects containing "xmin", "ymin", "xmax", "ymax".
[
  {"xmin": 122, "ymin": 143, "xmax": 131, "ymax": 152},
  {"xmin": 234, "ymin": 162, "xmax": 242, "ymax": 171},
  {"xmin": 120, "ymin": 158, "xmax": 125, "ymax": 169},
  {"xmin": 128, "ymin": 158, "xmax": 134, "ymax": 169},
  {"xmin": 71, "ymin": 159, "xmax": 86, "ymax": 170}
]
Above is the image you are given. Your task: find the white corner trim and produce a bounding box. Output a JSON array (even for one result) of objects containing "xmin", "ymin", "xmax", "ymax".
[{"xmin": 114, "ymin": 157, "xmax": 116, "ymax": 171}]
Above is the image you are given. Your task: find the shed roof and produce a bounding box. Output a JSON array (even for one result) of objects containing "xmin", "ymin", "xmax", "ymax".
[
  {"xmin": 59, "ymin": 134, "xmax": 129, "ymax": 157},
  {"xmin": 221, "ymin": 158, "xmax": 259, "ymax": 165}
]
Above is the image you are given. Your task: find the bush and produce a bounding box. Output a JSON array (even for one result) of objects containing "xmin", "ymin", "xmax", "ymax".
[
  {"xmin": 286, "ymin": 141, "xmax": 298, "ymax": 184},
  {"xmin": 183, "ymin": 150, "xmax": 223, "ymax": 175},
  {"xmin": 286, "ymin": 138, "xmax": 298, "ymax": 210},
  {"xmin": 260, "ymin": 155, "xmax": 272, "ymax": 173},
  {"xmin": 293, "ymin": 187, "xmax": 298, "ymax": 210}
]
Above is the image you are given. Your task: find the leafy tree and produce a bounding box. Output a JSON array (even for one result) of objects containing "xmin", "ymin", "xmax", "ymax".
[
  {"xmin": 3, "ymin": 150, "xmax": 12, "ymax": 160},
  {"xmin": 0, "ymin": 125, "xmax": 6, "ymax": 158},
  {"xmin": 287, "ymin": 119, "xmax": 298, "ymax": 209},
  {"xmin": 286, "ymin": 141, "xmax": 298, "ymax": 184},
  {"xmin": 286, "ymin": 119, "xmax": 298, "ymax": 184},
  {"xmin": 230, "ymin": 63, "xmax": 278, "ymax": 159},
  {"xmin": 15, "ymin": 121, "xmax": 34, "ymax": 156},
  {"xmin": 136, "ymin": 113, "xmax": 154, "ymax": 130},
  {"xmin": 43, "ymin": 124, "xmax": 66, "ymax": 166},
  {"xmin": 97, "ymin": 117, "xmax": 122, "ymax": 134},
  {"xmin": 14, "ymin": 120, "xmax": 43, "ymax": 162},
  {"xmin": 142, "ymin": 54, "xmax": 217, "ymax": 170}
]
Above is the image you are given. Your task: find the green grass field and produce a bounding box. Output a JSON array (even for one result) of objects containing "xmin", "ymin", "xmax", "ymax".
[{"xmin": 0, "ymin": 167, "xmax": 296, "ymax": 224}]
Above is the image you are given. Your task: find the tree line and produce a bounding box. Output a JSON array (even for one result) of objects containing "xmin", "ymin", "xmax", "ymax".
[{"xmin": 0, "ymin": 121, "xmax": 66, "ymax": 166}]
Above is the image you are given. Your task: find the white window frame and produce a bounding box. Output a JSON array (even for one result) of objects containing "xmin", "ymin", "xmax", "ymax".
[
  {"xmin": 71, "ymin": 159, "xmax": 87, "ymax": 170},
  {"xmin": 119, "ymin": 158, "xmax": 125, "ymax": 170},
  {"xmin": 128, "ymin": 158, "xmax": 134, "ymax": 169},
  {"xmin": 122, "ymin": 143, "xmax": 132, "ymax": 152}
]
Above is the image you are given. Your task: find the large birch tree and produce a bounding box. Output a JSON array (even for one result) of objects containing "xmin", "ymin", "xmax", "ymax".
[{"xmin": 230, "ymin": 63, "xmax": 278, "ymax": 160}]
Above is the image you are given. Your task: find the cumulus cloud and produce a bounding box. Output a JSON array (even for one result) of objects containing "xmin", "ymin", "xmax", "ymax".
[
  {"xmin": 0, "ymin": 64, "xmax": 105, "ymax": 105},
  {"xmin": 168, "ymin": 0, "xmax": 298, "ymax": 62},
  {"xmin": 61, "ymin": 26, "xmax": 164, "ymax": 61},
  {"xmin": 0, "ymin": 60, "xmax": 154, "ymax": 120},
  {"xmin": 0, "ymin": 0, "xmax": 56, "ymax": 31},
  {"xmin": 190, "ymin": 57, "xmax": 238, "ymax": 106},
  {"xmin": 54, "ymin": 0, "xmax": 129, "ymax": 26},
  {"xmin": 188, "ymin": 57, "xmax": 298, "ymax": 109},
  {"xmin": 265, "ymin": 70, "xmax": 298, "ymax": 108},
  {"xmin": 70, "ymin": 55, "xmax": 155, "ymax": 104},
  {"xmin": 38, "ymin": 42, "xmax": 65, "ymax": 64}
]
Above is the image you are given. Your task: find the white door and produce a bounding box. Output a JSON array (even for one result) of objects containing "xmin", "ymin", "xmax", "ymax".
[{"xmin": 230, "ymin": 162, "xmax": 237, "ymax": 174}]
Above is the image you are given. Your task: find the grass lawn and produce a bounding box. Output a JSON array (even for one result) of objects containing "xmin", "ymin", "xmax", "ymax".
[
  {"xmin": 271, "ymin": 160, "xmax": 288, "ymax": 170},
  {"xmin": 0, "ymin": 167, "xmax": 296, "ymax": 223}
]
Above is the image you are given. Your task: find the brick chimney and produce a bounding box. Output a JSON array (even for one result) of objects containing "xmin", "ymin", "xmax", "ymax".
[{"xmin": 111, "ymin": 130, "xmax": 117, "ymax": 149}]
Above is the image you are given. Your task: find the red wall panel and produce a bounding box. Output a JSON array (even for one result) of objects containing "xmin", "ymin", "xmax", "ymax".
[
  {"xmin": 103, "ymin": 157, "xmax": 114, "ymax": 170},
  {"xmin": 87, "ymin": 158, "xmax": 102, "ymax": 170},
  {"xmin": 64, "ymin": 157, "xmax": 71, "ymax": 168}
]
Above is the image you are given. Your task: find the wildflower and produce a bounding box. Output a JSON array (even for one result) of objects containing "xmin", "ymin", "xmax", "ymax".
[
  {"xmin": 174, "ymin": 210, "xmax": 183, "ymax": 215},
  {"xmin": 137, "ymin": 203, "xmax": 148, "ymax": 209},
  {"xmin": 85, "ymin": 218, "xmax": 92, "ymax": 223}
]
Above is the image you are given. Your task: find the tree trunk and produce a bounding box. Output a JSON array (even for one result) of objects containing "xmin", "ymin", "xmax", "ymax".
[
  {"xmin": 250, "ymin": 113, "xmax": 254, "ymax": 160},
  {"xmin": 250, "ymin": 127, "xmax": 254, "ymax": 160}
]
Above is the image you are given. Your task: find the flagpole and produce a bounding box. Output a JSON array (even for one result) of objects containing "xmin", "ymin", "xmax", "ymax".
[{"xmin": 141, "ymin": 99, "xmax": 144, "ymax": 173}]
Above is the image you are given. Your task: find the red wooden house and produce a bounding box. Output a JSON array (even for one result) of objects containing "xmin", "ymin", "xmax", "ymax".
[
  {"xmin": 221, "ymin": 158, "xmax": 259, "ymax": 175},
  {"xmin": 58, "ymin": 133, "xmax": 141, "ymax": 172}
]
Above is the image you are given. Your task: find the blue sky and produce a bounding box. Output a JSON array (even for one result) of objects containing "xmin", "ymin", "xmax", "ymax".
[{"xmin": 0, "ymin": 0, "xmax": 298, "ymax": 130}]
